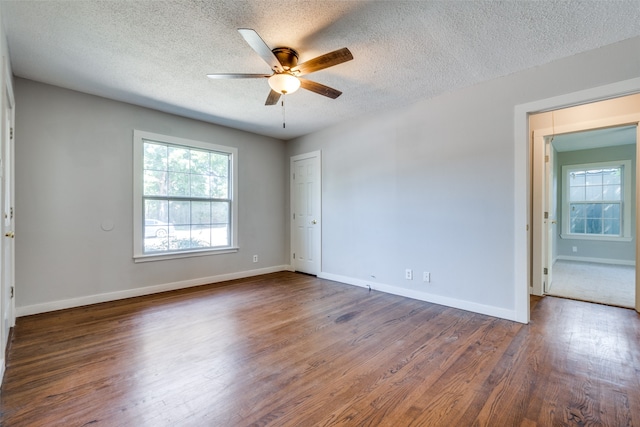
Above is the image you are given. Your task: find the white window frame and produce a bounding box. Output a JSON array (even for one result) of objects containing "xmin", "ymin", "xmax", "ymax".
[
  {"xmin": 561, "ymin": 159, "xmax": 632, "ymax": 242},
  {"xmin": 133, "ymin": 130, "xmax": 239, "ymax": 262}
]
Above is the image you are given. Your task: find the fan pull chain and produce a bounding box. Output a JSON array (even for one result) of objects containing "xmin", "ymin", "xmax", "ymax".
[{"xmin": 281, "ymin": 94, "xmax": 286, "ymax": 129}]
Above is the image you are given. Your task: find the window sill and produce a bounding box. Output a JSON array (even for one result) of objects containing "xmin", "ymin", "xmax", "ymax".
[
  {"xmin": 134, "ymin": 247, "xmax": 240, "ymax": 263},
  {"xmin": 560, "ymin": 234, "xmax": 632, "ymax": 242}
]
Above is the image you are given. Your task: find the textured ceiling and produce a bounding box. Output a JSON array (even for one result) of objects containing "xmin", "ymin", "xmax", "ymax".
[{"xmin": 2, "ymin": 1, "xmax": 640, "ymax": 140}]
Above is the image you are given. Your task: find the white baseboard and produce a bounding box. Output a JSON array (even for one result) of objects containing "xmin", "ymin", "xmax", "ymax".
[
  {"xmin": 318, "ymin": 272, "xmax": 521, "ymax": 323},
  {"xmin": 16, "ymin": 265, "xmax": 291, "ymax": 317},
  {"xmin": 556, "ymin": 255, "xmax": 635, "ymax": 266}
]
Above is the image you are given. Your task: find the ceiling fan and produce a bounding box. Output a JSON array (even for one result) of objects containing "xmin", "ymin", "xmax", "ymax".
[{"xmin": 207, "ymin": 28, "xmax": 353, "ymax": 105}]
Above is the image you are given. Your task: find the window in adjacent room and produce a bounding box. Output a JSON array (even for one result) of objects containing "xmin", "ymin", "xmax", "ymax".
[
  {"xmin": 561, "ymin": 160, "xmax": 632, "ymax": 241},
  {"xmin": 133, "ymin": 130, "xmax": 238, "ymax": 261}
]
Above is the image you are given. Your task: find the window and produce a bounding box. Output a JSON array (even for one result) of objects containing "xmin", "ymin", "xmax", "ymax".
[
  {"xmin": 133, "ymin": 130, "xmax": 238, "ymax": 261},
  {"xmin": 561, "ymin": 160, "xmax": 632, "ymax": 241}
]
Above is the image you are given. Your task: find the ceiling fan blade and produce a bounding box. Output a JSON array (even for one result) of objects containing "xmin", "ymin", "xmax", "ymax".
[
  {"xmin": 292, "ymin": 48, "xmax": 353, "ymax": 76},
  {"xmin": 299, "ymin": 79, "xmax": 342, "ymax": 99},
  {"xmin": 207, "ymin": 73, "xmax": 271, "ymax": 79},
  {"xmin": 265, "ymin": 89, "xmax": 281, "ymax": 106},
  {"xmin": 238, "ymin": 28, "xmax": 283, "ymax": 73}
]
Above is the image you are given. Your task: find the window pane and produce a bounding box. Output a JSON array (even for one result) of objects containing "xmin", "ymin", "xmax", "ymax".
[
  {"xmin": 211, "ymin": 176, "xmax": 229, "ymax": 199},
  {"xmin": 191, "ymin": 174, "xmax": 210, "ymax": 198},
  {"xmin": 602, "ymin": 184, "xmax": 621, "ymax": 201},
  {"xmin": 143, "ymin": 142, "xmax": 167, "ymax": 171},
  {"xmin": 570, "ymin": 187, "xmax": 585, "ymax": 201},
  {"xmin": 586, "ymin": 204, "xmax": 602, "ymax": 219},
  {"xmin": 603, "ymin": 203, "xmax": 620, "ymax": 219},
  {"xmin": 570, "ymin": 204, "xmax": 585, "ymax": 218},
  {"xmin": 602, "ymin": 168, "xmax": 621, "ymax": 185},
  {"xmin": 169, "ymin": 200, "xmax": 190, "ymax": 226},
  {"xmin": 586, "ymin": 218, "xmax": 602, "ymax": 234},
  {"xmin": 191, "ymin": 201, "xmax": 211, "ymax": 225},
  {"xmin": 570, "ymin": 172, "xmax": 585, "ymax": 187},
  {"xmin": 190, "ymin": 226, "xmax": 212, "ymax": 247},
  {"xmin": 168, "ymin": 172, "xmax": 190, "ymax": 197},
  {"xmin": 585, "ymin": 170, "xmax": 602, "ymax": 186},
  {"xmin": 168, "ymin": 225, "xmax": 193, "ymax": 251},
  {"xmin": 603, "ymin": 218, "xmax": 620, "ymax": 235},
  {"xmin": 144, "ymin": 199, "xmax": 168, "ymax": 224},
  {"xmin": 211, "ymin": 153, "xmax": 229, "ymax": 177},
  {"xmin": 144, "ymin": 170, "xmax": 167, "ymax": 196},
  {"xmin": 570, "ymin": 217, "xmax": 585, "ymax": 234},
  {"xmin": 190, "ymin": 150, "xmax": 211, "ymax": 175},
  {"xmin": 212, "ymin": 201, "xmax": 229, "ymax": 225},
  {"xmin": 585, "ymin": 186, "xmax": 602, "ymax": 201},
  {"xmin": 168, "ymin": 146, "xmax": 190, "ymax": 172}
]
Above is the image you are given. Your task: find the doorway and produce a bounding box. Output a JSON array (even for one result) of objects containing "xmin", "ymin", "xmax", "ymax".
[
  {"xmin": 290, "ymin": 151, "xmax": 321, "ymax": 275},
  {"xmin": 530, "ymin": 93, "xmax": 640, "ymax": 311},
  {"xmin": 543, "ymin": 125, "xmax": 636, "ymax": 307}
]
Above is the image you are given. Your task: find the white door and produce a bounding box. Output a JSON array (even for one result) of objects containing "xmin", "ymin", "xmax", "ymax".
[
  {"xmin": 544, "ymin": 137, "xmax": 555, "ymax": 292},
  {"xmin": 1, "ymin": 70, "xmax": 15, "ymax": 377},
  {"xmin": 290, "ymin": 151, "xmax": 321, "ymax": 275},
  {"xmin": 531, "ymin": 131, "xmax": 546, "ymax": 296}
]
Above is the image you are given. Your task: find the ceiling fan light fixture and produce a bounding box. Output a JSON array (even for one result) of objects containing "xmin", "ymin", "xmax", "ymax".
[{"xmin": 268, "ymin": 73, "xmax": 300, "ymax": 95}]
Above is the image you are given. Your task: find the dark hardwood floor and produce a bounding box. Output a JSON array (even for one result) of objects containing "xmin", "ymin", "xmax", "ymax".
[{"xmin": 1, "ymin": 272, "xmax": 639, "ymax": 426}]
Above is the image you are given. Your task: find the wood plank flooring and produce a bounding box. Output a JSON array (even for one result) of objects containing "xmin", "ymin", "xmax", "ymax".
[{"xmin": 1, "ymin": 272, "xmax": 639, "ymax": 426}]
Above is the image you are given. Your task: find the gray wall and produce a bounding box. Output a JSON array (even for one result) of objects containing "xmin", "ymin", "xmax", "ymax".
[
  {"xmin": 15, "ymin": 79, "xmax": 288, "ymax": 310},
  {"xmin": 287, "ymin": 36, "xmax": 640, "ymax": 316},
  {"xmin": 555, "ymin": 144, "xmax": 636, "ymax": 263}
]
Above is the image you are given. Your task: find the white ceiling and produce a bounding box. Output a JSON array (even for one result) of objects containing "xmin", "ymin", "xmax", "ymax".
[{"xmin": 2, "ymin": 1, "xmax": 639, "ymax": 140}]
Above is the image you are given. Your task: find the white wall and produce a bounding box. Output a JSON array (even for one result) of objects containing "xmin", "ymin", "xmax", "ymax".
[
  {"xmin": 14, "ymin": 79, "xmax": 288, "ymax": 314},
  {"xmin": 288, "ymin": 36, "xmax": 640, "ymax": 321}
]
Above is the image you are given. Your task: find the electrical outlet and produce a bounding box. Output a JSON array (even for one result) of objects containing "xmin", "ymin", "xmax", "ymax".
[
  {"xmin": 572, "ymin": 246, "xmax": 577, "ymax": 253},
  {"xmin": 405, "ymin": 269, "xmax": 413, "ymax": 280},
  {"xmin": 423, "ymin": 272, "xmax": 430, "ymax": 282},
  {"xmin": 253, "ymin": 255, "xmax": 259, "ymax": 263}
]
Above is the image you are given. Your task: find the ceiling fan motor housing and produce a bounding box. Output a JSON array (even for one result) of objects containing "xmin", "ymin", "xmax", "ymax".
[{"xmin": 272, "ymin": 47, "xmax": 299, "ymax": 71}]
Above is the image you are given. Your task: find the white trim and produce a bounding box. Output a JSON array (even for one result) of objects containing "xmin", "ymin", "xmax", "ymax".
[
  {"xmin": 134, "ymin": 247, "xmax": 239, "ymax": 263},
  {"xmin": 319, "ymin": 272, "xmax": 519, "ymax": 322},
  {"xmin": 560, "ymin": 234, "xmax": 632, "ymax": 242},
  {"xmin": 556, "ymin": 255, "xmax": 635, "ymax": 266},
  {"xmin": 132, "ymin": 130, "xmax": 239, "ymax": 261},
  {"xmin": 16, "ymin": 265, "xmax": 291, "ymax": 317},
  {"xmin": 515, "ymin": 77, "xmax": 640, "ymax": 323}
]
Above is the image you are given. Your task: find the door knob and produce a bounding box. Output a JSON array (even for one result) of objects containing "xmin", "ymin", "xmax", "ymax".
[
  {"xmin": 311, "ymin": 220, "xmax": 317, "ymax": 224},
  {"xmin": 5, "ymin": 231, "xmax": 14, "ymax": 238}
]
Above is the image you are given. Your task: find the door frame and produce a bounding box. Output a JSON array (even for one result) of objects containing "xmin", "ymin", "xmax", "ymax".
[
  {"xmin": 1, "ymin": 56, "xmax": 16, "ymax": 383},
  {"xmin": 290, "ymin": 151, "xmax": 322, "ymax": 274},
  {"xmin": 515, "ymin": 77, "xmax": 640, "ymax": 323}
]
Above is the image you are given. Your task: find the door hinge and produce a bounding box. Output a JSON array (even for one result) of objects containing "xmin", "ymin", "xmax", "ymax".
[
  {"xmin": 545, "ymin": 155, "xmax": 549, "ymax": 163},
  {"xmin": 293, "ymin": 253, "xmax": 296, "ymax": 259},
  {"xmin": 292, "ymin": 172, "xmax": 295, "ymax": 180},
  {"xmin": 543, "ymin": 268, "xmax": 548, "ymax": 275},
  {"xmin": 544, "ymin": 211, "xmax": 548, "ymax": 219},
  {"xmin": 10, "ymin": 286, "xmax": 14, "ymax": 298},
  {"xmin": 9, "ymin": 127, "xmax": 13, "ymax": 140}
]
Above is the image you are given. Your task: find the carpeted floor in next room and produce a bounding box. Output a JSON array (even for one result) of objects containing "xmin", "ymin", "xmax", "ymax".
[{"xmin": 548, "ymin": 260, "xmax": 635, "ymax": 308}]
